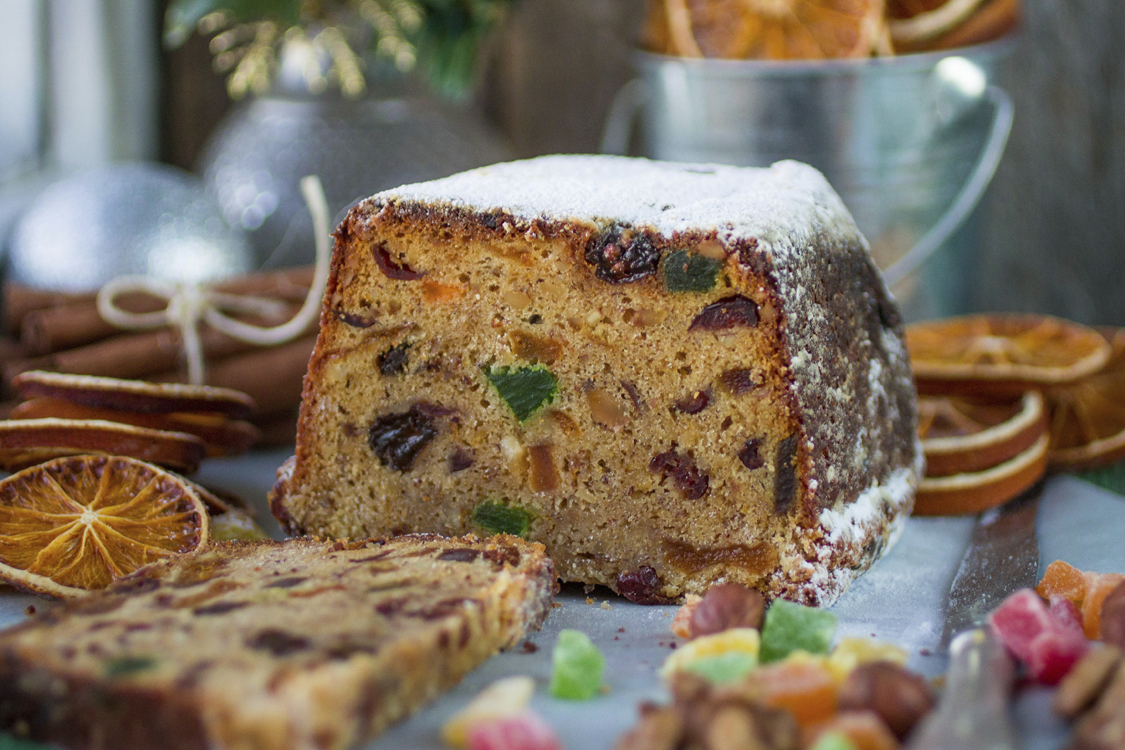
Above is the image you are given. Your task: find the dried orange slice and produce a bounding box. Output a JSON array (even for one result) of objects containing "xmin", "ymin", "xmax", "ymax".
[
  {"xmin": 919, "ymin": 391, "xmax": 1045, "ymax": 477},
  {"xmin": 906, "ymin": 314, "xmax": 1111, "ymax": 397},
  {"xmin": 913, "ymin": 432, "xmax": 1046, "ymax": 515},
  {"xmin": 1045, "ymin": 328, "xmax": 1125, "ymax": 472},
  {"xmin": 641, "ymin": 0, "xmax": 883, "ymax": 60},
  {"xmin": 12, "ymin": 371, "xmax": 256, "ymax": 418},
  {"xmin": 888, "ymin": 0, "xmax": 986, "ymax": 45},
  {"xmin": 0, "ymin": 419, "xmax": 206, "ymax": 474},
  {"xmin": 10, "ymin": 398, "xmax": 260, "ymax": 458},
  {"xmin": 0, "ymin": 455, "xmax": 209, "ymax": 597}
]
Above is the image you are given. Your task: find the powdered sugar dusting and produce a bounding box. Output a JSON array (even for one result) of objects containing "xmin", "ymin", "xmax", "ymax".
[
  {"xmin": 375, "ymin": 155, "xmax": 863, "ymax": 252},
  {"xmin": 820, "ymin": 466, "xmax": 917, "ymax": 545}
]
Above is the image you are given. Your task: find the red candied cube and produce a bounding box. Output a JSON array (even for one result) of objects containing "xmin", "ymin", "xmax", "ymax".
[
  {"xmin": 467, "ymin": 714, "xmax": 564, "ymax": 750},
  {"xmin": 990, "ymin": 589, "xmax": 1055, "ymax": 663},
  {"xmin": 1027, "ymin": 628, "xmax": 1089, "ymax": 685}
]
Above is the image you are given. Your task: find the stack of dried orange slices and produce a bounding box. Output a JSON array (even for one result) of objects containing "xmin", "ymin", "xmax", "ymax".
[
  {"xmin": 907, "ymin": 314, "xmax": 1123, "ymax": 515},
  {"xmin": 0, "ymin": 373, "xmax": 267, "ymax": 598}
]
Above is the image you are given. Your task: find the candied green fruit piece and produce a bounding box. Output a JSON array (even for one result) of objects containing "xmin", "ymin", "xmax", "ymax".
[
  {"xmin": 759, "ymin": 600, "xmax": 838, "ymax": 663},
  {"xmin": 486, "ymin": 365, "xmax": 558, "ymax": 422},
  {"xmin": 664, "ymin": 249, "xmax": 721, "ymax": 293},
  {"xmin": 472, "ymin": 501, "xmax": 533, "ymax": 538},
  {"xmin": 550, "ymin": 629, "xmax": 605, "ymax": 700},
  {"xmin": 810, "ymin": 732, "xmax": 859, "ymax": 750},
  {"xmin": 683, "ymin": 652, "xmax": 758, "ymax": 684},
  {"xmin": 104, "ymin": 656, "xmax": 157, "ymax": 677}
]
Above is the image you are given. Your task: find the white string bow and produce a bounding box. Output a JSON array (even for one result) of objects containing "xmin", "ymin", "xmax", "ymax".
[{"xmin": 96, "ymin": 176, "xmax": 331, "ymax": 386}]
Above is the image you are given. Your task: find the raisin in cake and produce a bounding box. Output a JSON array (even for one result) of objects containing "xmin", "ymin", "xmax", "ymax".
[
  {"xmin": 0, "ymin": 535, "xmax": 554, "ymax": 750},
  {"xmin": 272, "ymin": 155, "xmax": 923, "ymax": 606}
]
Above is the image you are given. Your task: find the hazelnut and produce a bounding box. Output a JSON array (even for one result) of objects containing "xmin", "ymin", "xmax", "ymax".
[
  {"xmin": 1100, "ymin": 580, "xmax": 1125, "ymax": 648},
  {"xmin": 689, "ymin": 584, "xmax": 766, "ymax": 638},
  {"xmin": 838, "ymin": 661, "xmax": 934, "ymax": 740}
]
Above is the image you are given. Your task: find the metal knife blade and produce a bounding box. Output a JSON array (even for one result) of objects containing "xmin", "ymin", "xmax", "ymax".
[{"xmin": 940, "ymin": 483, "xmax": 1043, "ymax": 647}]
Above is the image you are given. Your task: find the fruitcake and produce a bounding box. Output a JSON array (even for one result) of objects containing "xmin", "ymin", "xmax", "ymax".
[
  {"xmin": 271, "ymin": 155, "xmax": 923, "ymax": 606},
  {"xmin": 0, "ymin": 535, "xmax": 555, "ymax": 750}
]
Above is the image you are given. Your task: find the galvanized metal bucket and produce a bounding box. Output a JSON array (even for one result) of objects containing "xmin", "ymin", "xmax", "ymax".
[{"xmin": 601, "ymin": 41, "xmax": 1013, "ymax": 321}]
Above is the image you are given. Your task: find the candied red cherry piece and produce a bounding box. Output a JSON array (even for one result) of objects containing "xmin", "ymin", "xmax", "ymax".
[{"xmin": 467, "ymin": 713, "xmax": 563, "ymax": 750}]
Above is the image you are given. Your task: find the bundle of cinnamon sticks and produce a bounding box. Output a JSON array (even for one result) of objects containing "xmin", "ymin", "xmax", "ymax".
[{"xmin": 0, "ymin": 267, "xmax": 321, "ymax": 445}]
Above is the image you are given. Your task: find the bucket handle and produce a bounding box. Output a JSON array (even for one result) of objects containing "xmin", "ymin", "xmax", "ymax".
[
  {"xmin": 600, "ymin": 78, "xmax": 646, "ymax": 157},
  {"xmin": 600, "ymin": 76, "xmax": 1014, "ymax": 290},
  {"xmin": 882, "ymin": 84, "xmax": 1014, "ymax": 288}
]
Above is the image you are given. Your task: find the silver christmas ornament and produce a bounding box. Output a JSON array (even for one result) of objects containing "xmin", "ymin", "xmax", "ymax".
[{"xmin": 8, "ymin": 163, "xmax": 252, "ymax": 292}]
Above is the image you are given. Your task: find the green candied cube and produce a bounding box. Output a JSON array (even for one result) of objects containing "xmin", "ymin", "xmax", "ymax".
[
  {"xmin": 809, "ymin": 732, "xmax": 859, "ymax": 750},
  {"xmin": 550, "ymin": 629, "xmax": 605, "ymax": 700},
  {"xmin": 683, "ymin": 652, "xmax": 758, "ymax": 684},
  {"xmin": 759, "ymin": 600, "xmax": 837, "ymax": 663},
  {"xmin": 663, "ymin": 249, "xmax": 722, "ymax": 293},
  {"xmin": 471, "ymin": 501, "xmax": 533, "ymax": 538},
  {"xmin": 485, "ymin": 365, "xmax": 558, "ymax": 422}
]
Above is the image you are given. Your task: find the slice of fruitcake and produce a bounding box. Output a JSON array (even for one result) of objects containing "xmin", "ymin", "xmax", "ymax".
[
  {"xmin": 0, "ymin": 535, "xmax": 555, "ymax": 750},
  {"xmin": 272, "ymin": 155, "xmax": 923, "ymax": 606}
]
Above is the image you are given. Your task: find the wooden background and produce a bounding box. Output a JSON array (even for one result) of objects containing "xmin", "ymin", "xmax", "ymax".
[{"xmin": 162, "ymin": 0, "xmax": 1125, "ymax": 325}]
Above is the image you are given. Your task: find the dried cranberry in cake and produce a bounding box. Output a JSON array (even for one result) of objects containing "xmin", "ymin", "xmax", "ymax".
[
  {"xmin": 674, "ymin": 390, "xmax": 710, "ymax": 414},
  {"xmin": 584, "ymin": 227, "xmax": 660, "ymax": 284},
  {"xmin": 719, "ymin": 368, "xmax": 758, "ymax": 395},
  {"xmin": 650, "ymin": 448, "xmax": 710, "ymax": 500},
  {"xmin": 378, "ymin": 342, "xmax": 411, "ymax": 376},
  {"xmin": 368, "ymin": 406, "xmax": 438, "ymax": 471},
  {"xmin": 373, "ymin": 243, "xmax": 424, "ymax": 280},
  {"xmin": 739, "ymin": 439, "xmax": 765, "ymax": 470},
  {"xmin": 336, "ymin": 310, "xmax": 378, "ymax": 329},
  {"xmin": 617, "ymin": 565, "xmax": 672, "ymax": 604},
  {"xmin": 449, "ymin": 447, "xmax": 475, "ymax": 473},
  {"xmin": 689, "ymin": 296, "xmax": 759, "ymax": 331}
]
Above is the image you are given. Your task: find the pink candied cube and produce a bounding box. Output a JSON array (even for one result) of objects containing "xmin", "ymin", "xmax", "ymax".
[
  {"xmin": 990, "ymin": 588, "xmax": 1089, "ymax": 685},
  {"xmin": 467, "ymin": 713, "xmax": 564, "ymax": 750},
  {"xmin": 990, "ymin": 589, "xmax": 1054, "ymax": 663},
  {"xmin": 1048, "ymin": 595, "xmax": 1084, "ymax": 633}
]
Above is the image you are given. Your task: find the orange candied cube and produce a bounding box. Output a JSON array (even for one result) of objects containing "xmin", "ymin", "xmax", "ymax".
[
  {"xmin": 749, "ymin": 658, "xmax": 837, "ymax": 727},
  {"xmin": 809, "ymin": 711, "xmax": 900, "ymax": 750},
  {"xmin": 1036, "ymin": 561, "xmax": 1088, "ymax": 605},
  {"xmin": 1082, "ymin": 573, "xmax": 1125, "ymax": 639}
]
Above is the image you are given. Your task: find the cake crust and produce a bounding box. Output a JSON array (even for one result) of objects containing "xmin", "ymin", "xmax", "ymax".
[{"xmin": 274, "ymin": 156, "xmax": 923, "ymax": 606}]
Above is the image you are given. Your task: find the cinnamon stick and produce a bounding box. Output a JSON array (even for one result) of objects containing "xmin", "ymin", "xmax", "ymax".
[
  {"xmin": 5, "ymin": 303, "xmax": 310, "ymax": 383},
  {"xmin": 2, "ymin": 284, "xmax": 92, "ymax": 337},
  {"xmin": 152, "ymin": 334, "xmax": 318, "ymax": 416},
  {"xmin": 16, "ymin": 266, "xmax": 317, "ymax": 356}
]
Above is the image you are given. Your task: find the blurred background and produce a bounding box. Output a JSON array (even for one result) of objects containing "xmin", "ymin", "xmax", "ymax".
[{"xmin": 0, "ymin": 0, "xmax": 1121, "ymax": 439}]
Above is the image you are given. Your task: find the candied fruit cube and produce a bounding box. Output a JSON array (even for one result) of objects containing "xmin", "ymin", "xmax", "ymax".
[
  {"xmin": 811, "ymin": 711, "xmax": 899, "ymax": 750},
  {"xmin": 550, "ymin": 630, "xmax": 605, "ymax": 700},
  {"xmin": 990, "ymin": 588, "xmax": 1089, "ymax": 684},
  {"xmin": 1049, "ymin": 595, "xmax": 1084, "ymax": 633},
  {"xmin": 810, "ymin": 731, "xmax": 860, "ymax": 750},
  {"xmin": 660, "ymin": 628, "xmax": 760, "ymax": 682},
  {"xmin": 466, "ymin": 713, "xmax": 563, "ymax": 750},
  {"xmin": 1082, "ymin": 573, "xmax": 1125, "ymax": 640},
  {"xmin": 442, "ymin": 676, "xmax": 536, "ymax": 748},
  {"xmin": 1037, "ymin": 560, "xmax": 1088, "ymax": 604},
  {"xmin": 750, "ymin": 658, "xmax": 838, "ymax": 727},
  {"xmin": 1027, "ymin": 628, "xmax": 1089, "ymax": 686},
  {"xmin": 990, "ymin": 588, "xmax": 1053, "ymax": 663},
  {"xmin": 825, "ymin": 638, "xmax": 909, "ymax": 684},
  {"xmin": 759, "ymin": 600, "xmax": 837, "ymax": 663}
]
